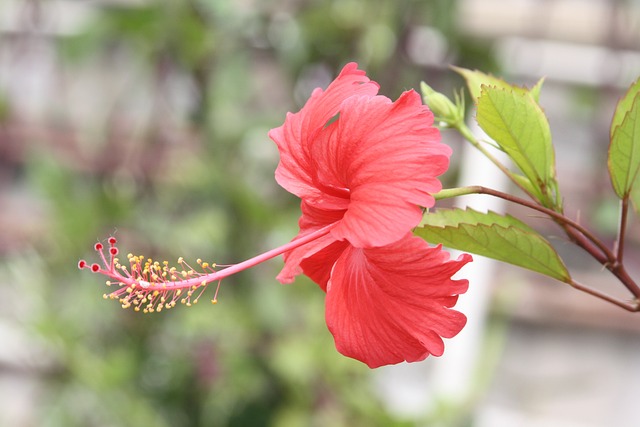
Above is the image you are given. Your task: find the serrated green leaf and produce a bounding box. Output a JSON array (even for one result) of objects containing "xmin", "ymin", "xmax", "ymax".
[
  {"xmin": 618, "ymin": 78, "xmax": 640, "ymax": 211},
  {"xmin": 452, "ymin": 66, "xmax": 530, "ymax": 102},
  {"xmin": 610, "ymin": 78, "xmax": 640, "ymax": 138},
  {"xmin": 608, "ymin": 93, "xmax": 640, "ymax": 199},
  {"xmin": 608, "ymin": 77, "xmax": 640, "ymax": 203},
  {"xmin": 477, "ymin": 86, "xmax": 556, "ymax": 199},
  {"xmin": 419, "ymin": 207, "xmax": 534, "ymax": 231},
  {"xmin": 417, "ymin": 208, "xmax": 570, "ymax": 282}
]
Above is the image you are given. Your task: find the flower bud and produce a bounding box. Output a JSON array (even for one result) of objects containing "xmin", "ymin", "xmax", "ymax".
[{"xmin": 420, "ymin": 82, "xmax": 463, "ymax": 126}]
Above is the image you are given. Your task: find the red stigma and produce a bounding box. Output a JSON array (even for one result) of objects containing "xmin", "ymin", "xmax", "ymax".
[
  {"xmin": 78, "ymin": 260, "xmax": 87, "ymax": 269},
  {"xmin": 95, "ymin": 243, "xmax": 103, "ymax": 251}
]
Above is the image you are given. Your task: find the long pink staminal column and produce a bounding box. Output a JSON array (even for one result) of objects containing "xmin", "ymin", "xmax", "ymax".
[{"xmin": 78, "ymin": 224, "xmax": 335, "ymax": 312}]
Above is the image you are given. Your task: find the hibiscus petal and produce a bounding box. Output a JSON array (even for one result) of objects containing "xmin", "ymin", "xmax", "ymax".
[
  {"xmin": 269, "ymin": 63, "xmax": 379, "ymax": 200},
  {"xmin": 298, "ymin": 239, "xmax": 349, "ymax": 291},
  {"xmin": 324, "ymin": 234, "xmax": 471, "ymax": 368},
  {"xmin": 311, "ymin": 90, "xmax": 451, "ymax": 248}
]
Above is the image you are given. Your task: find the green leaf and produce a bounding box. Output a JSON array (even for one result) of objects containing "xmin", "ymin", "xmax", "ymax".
[
  {"xmin": 452, "ymin": 66, "xmax": 530, "ymax": 102},
  {"xmin": 476, "ymin": 86, "xmax": 556, "ymax": 201},
  {"xmin": 419, "ymin": 207, "xmax": 534, "ymax": 231},
  {"xmin": 416, "ymin": 208, "xmax": 571, "ymax": 282},
  {"xmin": 610, "ymin": 78, "xmax": 640, "ymax": 138},
  {"xmin": 530, "ymin": 77, "xmax": 546, "ymax": 103},
  {"xmin": 608, "ymin": 84, "xmax": 640, "ymax": 200}
]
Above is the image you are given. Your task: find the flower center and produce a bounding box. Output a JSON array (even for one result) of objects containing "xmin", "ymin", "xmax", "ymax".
[{"xmin": 321, "ymin": 183, "xmax": 351, "ymax": 199}]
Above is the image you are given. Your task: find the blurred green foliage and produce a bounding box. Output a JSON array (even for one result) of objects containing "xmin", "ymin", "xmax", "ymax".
[{"xmin": 1, "ymin": 0, "xmax": 497, "ymax": 425}]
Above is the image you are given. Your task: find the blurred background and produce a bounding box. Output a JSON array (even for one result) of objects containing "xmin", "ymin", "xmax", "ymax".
[{"xmin": 1, "ymin": 0, "xmax": 639, "ymax": 426}]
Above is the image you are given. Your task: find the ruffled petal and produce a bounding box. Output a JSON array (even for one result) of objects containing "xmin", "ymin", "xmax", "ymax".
[
  {"xmin": 299, "ymin": 239, "xmax": 349, "ymax": 291},
  {"xmin": 311, "ymin": 90, "xmax": 450, "ymax": 248},
  {"xmin": 269, "ymin": 63, "xmax": 379, "ymax": 200},
  {"xmin": 324, "ymin": 234, "xmax": 471, "ymax": 368}
]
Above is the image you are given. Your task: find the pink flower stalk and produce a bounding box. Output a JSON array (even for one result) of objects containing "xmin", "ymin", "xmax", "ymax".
[{"xmin": 79, "ymin": 62, "xmax": 471, "ymax": 368}]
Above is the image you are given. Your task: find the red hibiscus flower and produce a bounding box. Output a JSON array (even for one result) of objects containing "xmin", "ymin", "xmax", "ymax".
[
  {"xmin": 79, "ymin": 62, "xmax": 470, "ymax": 368},
  {"xmin": 269, "ymin": 63, "xmax": 471, "ymax": 368}
]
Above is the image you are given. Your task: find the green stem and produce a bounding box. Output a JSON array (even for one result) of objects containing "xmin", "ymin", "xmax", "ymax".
[{"xmin": 434, "ymin": 187, "xmax": 480, "ymax": 200}]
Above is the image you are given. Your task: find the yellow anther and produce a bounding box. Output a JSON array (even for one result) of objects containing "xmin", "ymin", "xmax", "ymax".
[
  {"xmin": 202, "ymin": 262, "xmax": 209, "ymax": 268},
  {"xmin": 211, "ymin": 299, "xmax": 218, "ymax": 305},
  {"xmin": 197, "ymin": 258, "xmax": 202, "ymax": 264},
  {"xmin": 178, "ymin": 257, "xmax": 184, "ymax": 263}
]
